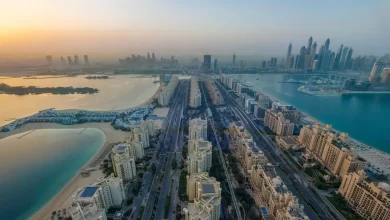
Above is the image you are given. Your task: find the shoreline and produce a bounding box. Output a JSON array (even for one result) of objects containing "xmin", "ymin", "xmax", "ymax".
[
  {"xmin": 0, "ymin": 84, "xmax": 161, "ymax": 219},
  {"xmin": 11, "ymin": 123, "xmax": 130, "ymax": 220},
  {"xmin": 229, "ymin": 78, "xmax": 390, "ymax": 176}
]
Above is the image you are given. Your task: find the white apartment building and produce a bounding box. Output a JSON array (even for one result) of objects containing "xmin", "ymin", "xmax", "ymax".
[
  {"xmin": 190, "ymin": 77, "xmax": 202, "ymax": 108},
  {"xmin": 188, "ymin": 138, "xmax": 212, "ymax": 174},
  {"xmin": 189, "ymin": 118, "xmax": 208, "ymax": 140},
  {"xmin": 184, "ymin": 172, "xmax": 221, "ymax": 220},
  {"xmin": 131, "ymin": 121, "xmax": 150, "ymax": 149},
  {"xmin": 69, "ymin": 201, "xmax": 107, "ymax": 220},
  {"xmin": 72, "ymin": 174, "xmax": 125, "ymax": 214},
  {"xmin": 111, "ymin": 144, "xmax": 137, "ymax": 181},
  {"xmin": 158, "ymin": 76, "xmax": 179, "ymax": 106}
]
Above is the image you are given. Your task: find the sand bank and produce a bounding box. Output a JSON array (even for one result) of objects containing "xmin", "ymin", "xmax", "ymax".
[{"xmin": 0, "ymin": 123, "xmax": 130, "ymax": 220}]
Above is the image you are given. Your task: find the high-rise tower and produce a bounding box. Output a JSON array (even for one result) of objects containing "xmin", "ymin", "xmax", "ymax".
[
  {"xmin": 287, "ymin": 43, "xmax": 292, "ymax": 57},
  {"xmin": 325, "ymin": 38, "xmax": 330, "ymax": 51},
  {"xmin": 333, "ymin": 44, "xmax": 344, "ymax": 70},
  {"xmin": 307, "ymin": 37, "xmax": 313, "ymax": 55},
  {"xmin": 84, "ymin": 55, "xmax": 89, "ymax": 65},
  {"xmin": 345, "ymin": 48, "xmax": 353, "ymax": 70},
  {"xmin": 339, "ymin": 47, "xmax": 349, "ymax": 70},
  {"xmin": 233, "ymin": 53, "xmax": 236, "ymax": 67}
]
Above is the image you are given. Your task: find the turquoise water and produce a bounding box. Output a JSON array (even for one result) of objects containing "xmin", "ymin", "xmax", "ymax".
[
  {"xmin": 230, "ymin": 74, "xmax": 390, "ymax": 153},
  {"xmin": 0, "ymin": 128, "xmax": 105, "ymax": 220}
]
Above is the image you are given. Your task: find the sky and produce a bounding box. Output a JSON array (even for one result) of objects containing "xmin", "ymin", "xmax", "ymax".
[{"xmin": 0, "ymin": 0, "xmax": 389, "ymax": 61}]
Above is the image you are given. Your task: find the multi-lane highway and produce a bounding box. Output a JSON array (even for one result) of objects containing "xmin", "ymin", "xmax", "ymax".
[
  {"xmin": 199, "ymin": 80, "xmax": 243, "ymax": 220},
  {"xmin": 214, "ymin": 79, "xmax": 343, "ymax": 220},
  {"xmin": 141, "ymin": 79, "xmax": 189, "ymax": 220}
]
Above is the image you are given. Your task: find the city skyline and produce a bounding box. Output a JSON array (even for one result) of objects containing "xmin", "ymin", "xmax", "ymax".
[{"xmin": 0, "ymin": 0, "xmax": 389, "ymax": 58}]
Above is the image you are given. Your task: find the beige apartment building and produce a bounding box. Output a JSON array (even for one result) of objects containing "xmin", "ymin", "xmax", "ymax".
[
  {"xmin": 228, "ymin": 122, "xmax": 268, "ymax": 172},
  {"xmin": 184, "ymin": 172, "xmax": 221, "ymax": 220},
  {"xmin": 250, "ymin": 164, "xmax": 308, "ymax": 219},
  {"xmin": 339, "ymin": 170, "xmax": 390, "ymax": 220},
  {"xmin": 189, "ymin": 118, "xmax": 208, "ymax": 141},
  {"xmin": 188, "ymin": 138, "xmax": 212, "ymax": 174},
  {"xmin": 298, "ymin": 124, "xmax": 366, "ymax": 178},
  {"xmin": 264, "ymin": 110, "xmax": 294, "ymax": 136},
  {"xmin": 205, "ymin": 79, "xmax": 224, "ymax": 105},
  {"xmin": 190, "ymin": 77, "xmax": 202, "ymax": 108}
]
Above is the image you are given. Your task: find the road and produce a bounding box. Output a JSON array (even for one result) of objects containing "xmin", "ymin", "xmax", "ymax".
[
  {"xmin": 140, "ymin": 80, "xmax": 189, "ymax": 220},
  {"xmin": 199, "ymin": 81, "xmax": 243, "ymax": 220},
  {"xmin": 215, "ymin": 79, "xmax": 343, "ymax": 220}
]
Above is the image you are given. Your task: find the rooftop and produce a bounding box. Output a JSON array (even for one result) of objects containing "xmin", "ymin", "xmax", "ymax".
[
  {"xmin": 80, "ymin": 186, "xmax": 99, "ymax": 197},
  {"xmin": 113, "ymin": 145, "xmax": 128, "ymax": 153},
  {"xmin": 280, "ymin": 136, "xmax": 298, "ymax": 145},
  {"xmin": 331, "ymin": 139, "xmax": 350, "ymax": 149},
  {"xmin": 202, "ymin": 183, "xmax": 216, "ymax": 194}
]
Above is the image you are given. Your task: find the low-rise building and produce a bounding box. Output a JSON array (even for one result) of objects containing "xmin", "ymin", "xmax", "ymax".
[
  {"xmin": 183, "ymin": 172, "xmax": 221, "ymax": 220},
  {"xmin": 339, "ymin": 170, "xmax": 390, "ymax": 220},
  {"xmin": 275, "ymin": 136, "xmax": 300, "ymax": 150}
]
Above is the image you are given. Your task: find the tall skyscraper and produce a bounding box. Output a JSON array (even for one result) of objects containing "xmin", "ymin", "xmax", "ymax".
[
  {"xmin": 325, "ymin": 38, "xmax": 330, "ymax": 51},
  {"xmin": 321, "ymin": 50, "xmax": 332, "ymax": 71},
  {"xmin": 233, "ymin": 53, "xmax": 236, "ymax": 67},
  {"xmin": 84, "ymin": 55, "xmax": 89, "ymax": 65},
  {"xmin": 67, "ymin": 56, "xmax": 73, "ymax": 65},
  {"xmin": 345, "ymin": 48, "xmax": 353, "ymax": 70},
  {"xmin": 318, "ymin": 45, "xmax": 325, "ymax": 69},
  {"xmin": 46, "ymin": 55, "xmax": 52, "ymax": 66},
  {"xmin": 286, "ymin": 43, "xmax": 292, "ymax": 68},
  {"xmin": 328, "ymin": 52, "xmax": 336, "ymax": 71},
  {"xmin": 287, "ymin": 43, "xmax": 292, "ymax": 57},
  {"xmin": 308, "ymin": 41, "xmax": 317, "ymax": 69},
  {"xmin": 214, "ymin": 59, "xmax": 218, "ymax": 71},
  {"xmin": 61, "ymin": 57, "xmax": 66, "ymax": 66},
  {"xmin": 311, "ymin": 41, "xmax": 317, "ymax": 55},
  {"xmin": 74, "ymin": 55, "xmax": 79, "ymax": 65},
  {"xmin": 203, "ymin": 55, "xmax": 211, "ymax": 72},
  {"xmin": 297, "ymin": 46, "xmax": 306, "ymax": 69},
  {"xmin": 339, "ymin": 47, "xmax": 349, "ymax": 70},
  {"xmin": 307, "ymin": 37, "xmax": 313, "ymax": 55},
  {"xmin": 152, "ymin": 52, "xmax": 155, "ymax": 63},
  {"xmin": 333, "ymin": 44, "xmax": 344, "ymax": 70},
  {"xmin": 147, "ymin": 52, "xmax": 151, "ymax": 61}
]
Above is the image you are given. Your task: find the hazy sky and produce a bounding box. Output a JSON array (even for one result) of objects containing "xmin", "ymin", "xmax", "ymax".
[{"xmin": 0, "ymin": 0, "xmax": 389, "ymax": 59}]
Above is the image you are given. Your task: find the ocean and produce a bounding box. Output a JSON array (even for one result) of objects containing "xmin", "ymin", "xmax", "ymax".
[
  {"xmin": 230, "ymin": 74, "xmax": 390, "ymax": 153},
  {"xmin": 0, "ymin": 128, "xmax": 105, "ymax": 220}
]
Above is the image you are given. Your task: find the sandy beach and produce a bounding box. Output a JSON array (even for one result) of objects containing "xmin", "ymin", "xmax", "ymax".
[{"xmin": 0, "ymin": 123, "xmax": 130, "ymax": 220}]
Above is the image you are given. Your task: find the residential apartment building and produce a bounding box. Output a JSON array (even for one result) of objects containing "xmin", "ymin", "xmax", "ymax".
[
  {"xmin": 228, "ymin": 122, "xmax": 268, "ymax": 172},
  {"xmin": 190, "ymin": 77, "xmax": 202, "ymax": 108},
  {"xmin": 71, "ymin": 174, "xmax": 125, "ymax": 219},
  {"xmin": 158, "ymin": 76, "xmax": 179, "ymax": 106},
  {"xmin": 130, "ymin": 120, "xmax": 150, "ymax": 150},
  {"xmin": 250, "ymin": 164, "xmax": 308, "ymax": 219},
  {"xmin": 189, "ymin": 118, "xmax": 208, "ymax": 140},
  {"xmin": 183, "ymin": 172, "xmax": 221, "ymax": 220},
  {"xmin": 271, "ymin": 102, "xmax": 301, "ymax": 124},
  {"xmin": 205, "ymin": 79, "xmax": 224, "ymax": 105},
  {"xmin": 111, "ymin": 144, "xmax": 137, "ymax": 181},
  {"xmin": 339, "ymin": 170, "xmax": 390, "ymax": 220},
  {"xmin": 264, "ymin": 110, "xmax": 294, "ymax": 136},
  {"xmin": 188, "ymin": 138, "xmax": 212, "ymax": 174},
  {"xmin": 298, "ymin": 124, "xmax": 366, "ymax": 178}
]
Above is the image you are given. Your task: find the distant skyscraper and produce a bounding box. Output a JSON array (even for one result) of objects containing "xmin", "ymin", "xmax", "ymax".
[
  {"xmin": 339, "ymin": 47, "xmax": 349, "ymax": 70},
  {"xmin": 214, "ymin": 59, "xmax": 218, "ymax": 71},
  {"xmin": 152, "ymin": 52, "xmax": 155, "ymax": 63},
  {"xmin": 297, "ymin": 46, "xmax": 306, "ymax": 69},
  {"xmin": 345, "ymin": 48, "xmax": 353, "ymax": 70},
  {"xmin": 321, "ymin": 50, "xmax": 332, "ymax": 71},
  {"xmin": 318, "ymin": 45, "xmax": 325, "ymax": 70},
  {"xmin": 311, "ymin": 41, "xmax": 317, "ymax": 55},
  {"xmin": 370, "ymin": 62, "xmax": 385, "ymax": 78},
  {"xmin": 46, "ymin": 55, "xmax": 52, "ymax": 66},
  {"xmin": 84, "ymin": 55, "xmax": 89, "ymax": 65},
  {"xmin": 233, "ymin": 53, "xmax": 236, "ymax": 67},
  {"xmin": 325, "ymin": 38, "xmax": 330, "ymax": 51},
  {"xmin": 240, "ymin": 60, "xmax": 244, "ymax": 70},
  {"xmin": 308, "ymin": 41, "xmax": 317, "ymax": 69},
  {"xmin": 74, "ymin": 55, "xmax": 79, "ymax": 65},
  {"xmin": 328, "ymin": 52, "xmax": 336, "ymax": 71},
  {"xmin": 313, "ymin": 60, "xmax": 319, "ymax": 70},
  {"xmin": 307, "ymin": 37, "xmax": 313, "ymax": 55},
  {"xmin": 67, "ymin": 56, "xmax": 73, "ymax": 65},
  {"xmin": 203, "ymin": 55, "xmax": 211, "ymax": 72},
  {"xmin": 147, "ymin": 52, "xmax": 151, "ymax": 61},
  {"xmin": 261, "ymin": 61, "xmax": 266, "ymax": 68},
  {"xmin": 287, "ymin": 43, "xmax": 292, "ymax": 57},
  {"xmin": 286, "ymin": 43, "xmax": 292, "ymax": 67},
  {"xmin": 131, "ymin": 54, "xmax": 136, "ymax": 61},
  {"xmin": 171, "ymin": 56, "xmax": 175, "ymax": 65},
  {"xmin": 61, "ymin": 57, "xmax": 66, "ymax": 66},
  {"xmin": 333, "ymin": 44, "xmax": 344, "ymax": 70}
]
